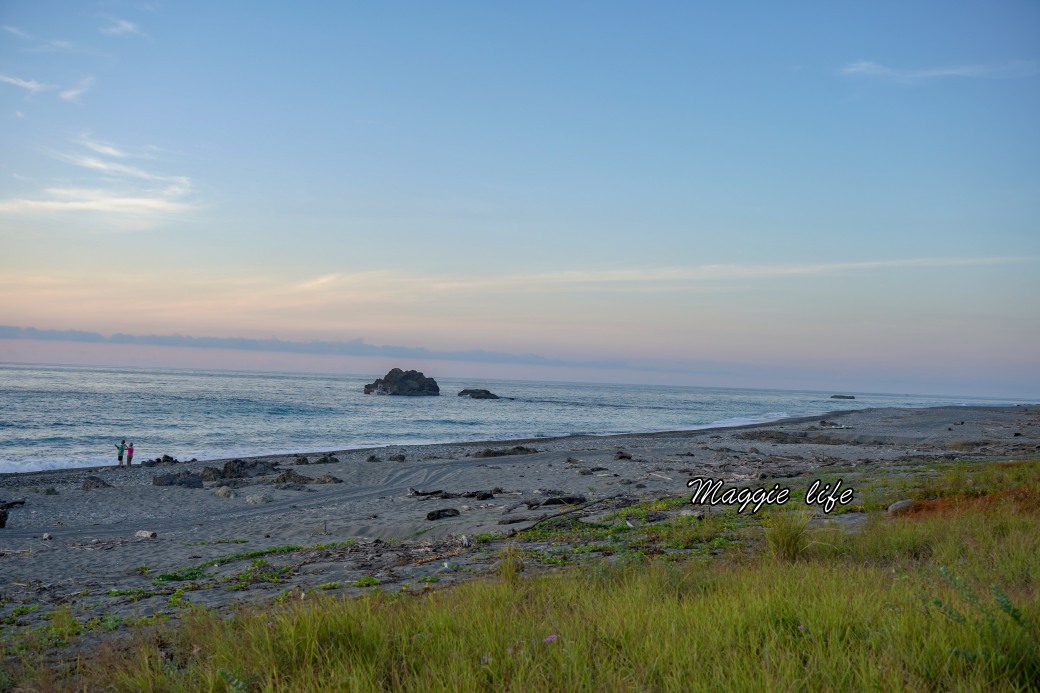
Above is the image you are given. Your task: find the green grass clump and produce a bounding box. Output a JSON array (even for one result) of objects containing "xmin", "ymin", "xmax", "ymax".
[
  {"xmin": 73, "ymin": 555, "xmax": 1040, "ymax": 691},
  {"xmin": 762, "ymin": 509, "xmax": 814, "ymax": 561}
]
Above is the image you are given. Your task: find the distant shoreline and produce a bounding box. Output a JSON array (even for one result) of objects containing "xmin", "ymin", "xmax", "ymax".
[{"xmin": 1, "ymin": 403, "xmax": 1031, "ymax": 481}]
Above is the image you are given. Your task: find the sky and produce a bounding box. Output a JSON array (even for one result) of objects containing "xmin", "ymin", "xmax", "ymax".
[{"xmin": 1, "ymin": 1, "xmax": 1038, "ymax": 397}]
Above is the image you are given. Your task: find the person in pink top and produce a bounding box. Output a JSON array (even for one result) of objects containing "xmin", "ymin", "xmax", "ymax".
[{"xmin": 126, "ymin": 443, "xmax": 135, "ymax": 466}]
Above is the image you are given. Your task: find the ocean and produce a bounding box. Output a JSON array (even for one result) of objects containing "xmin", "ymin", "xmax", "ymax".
[{"xmin": 0, "ymin": 363, "xmax": 1031, "ymax": 474}]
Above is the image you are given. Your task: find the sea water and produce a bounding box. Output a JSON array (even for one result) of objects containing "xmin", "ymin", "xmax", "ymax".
[{"xmin": 0, "ymin": 363, "xmax": 1031, "ymax": 474}]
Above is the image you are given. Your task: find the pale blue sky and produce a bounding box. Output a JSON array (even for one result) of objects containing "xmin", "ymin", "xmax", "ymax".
[{"xmin": 1, "ymin": 1, "xmax": 1038, "ymax": 396}]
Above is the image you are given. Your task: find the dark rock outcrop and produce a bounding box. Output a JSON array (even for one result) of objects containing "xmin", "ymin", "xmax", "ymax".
[
  {"xmin": 221, "ymin": 459, "xmax": 276, "ymax": 479},
  {"xmin": 427, "ymin": 508, "xmax": 460, "ymax": 521},
  {"xmin": 0, "ymin": 499, "xmax": 25, "ymax": 528},
  {"xmin": 274, "ymin": 470, "xmax": 314, "ymax": 485},
  {"xmin": 142, "ymin": 454, "xmax": 181, "ymax": 468},
  {"xmin": 82, "ymin": 476, "xmax": 112, "ymax": 490},
  {"xmin": 363, "ymin": 368, "xmax": 440, "ymax": 396},
  {"xmin": 458, "ymin": 389, "xmax": 500, "ymax": 399},
  {"xmin": 541, "ymin": 495, "xmax": 587, "ymax": 506},
  {"xmin": 472, "ymin": 446, "xmax": 538, "ymax": 458},
  {"xmin": 152, "ymin": 471, "xmax": 204, "ymax": 489},
  {"xmin": 830, "ymin": 395, "xmax": 856, "ymax": 399},
  {"xmin": 200, "ymin": 467, "xmax": 224, "ymax": 482}
]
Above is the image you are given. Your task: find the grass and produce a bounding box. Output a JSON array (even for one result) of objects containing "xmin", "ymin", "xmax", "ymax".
[{"xmin": 3, "ymin": 457, "xmax": 1040, "ymax": 690}]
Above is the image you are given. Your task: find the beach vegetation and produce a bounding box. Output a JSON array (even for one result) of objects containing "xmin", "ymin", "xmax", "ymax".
[
  {"xmin": 106, "ymin": 587, "xmax": 159, "ymax": 599},
  {"xmin": 762, "ymin": 508, "xmax": 814, "ymax": 561},
  {"xmin": 3, "ymin": 457, "xmax": 1040, "ymax": 690},
  {"xmin": 353, "ymin": 576, "xmax": 380, "ymax": 588},
  {"xmin": 84, "ymin": 613, "xmax": 123, "ymax": 632},
  {"xmin": 8, "ymin": 605, "xmax": 38, "ymax": 618},
  {"xmin": 317, "ymin": 582, "xmax": 342, "ymax": 590}
]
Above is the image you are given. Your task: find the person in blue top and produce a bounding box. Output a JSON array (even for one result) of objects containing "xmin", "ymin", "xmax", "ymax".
[{"xmin": 115, "ymin": 439, "xmax": 127, "ymax": 466}]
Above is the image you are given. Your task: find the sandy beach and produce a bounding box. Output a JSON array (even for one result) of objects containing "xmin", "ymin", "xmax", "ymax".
[{"xmin": 1, "ymin": 404, "xmax": 1037, "ymax": 633}]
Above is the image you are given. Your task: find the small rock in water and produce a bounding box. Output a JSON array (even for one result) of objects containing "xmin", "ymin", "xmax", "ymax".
[
  {"xmin": 457, "ymin": 388, "xmax": 500, "ymax": 399},
  {"xmin": 42, "ymin": 532, "xmax": 52, "ymax": 540},
  {"xmin": 135, "ymin": 530, "xmax": 157, "ymax": 539}
]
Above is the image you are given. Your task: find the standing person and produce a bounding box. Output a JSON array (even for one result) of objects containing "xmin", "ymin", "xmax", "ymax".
[
  {"xmin": 126, "ymin": 442, "xmax": 135, "ymax": 466},
  {"xmin": 115, "ymin": 439, "xmax": 127, "ymax": 466}
]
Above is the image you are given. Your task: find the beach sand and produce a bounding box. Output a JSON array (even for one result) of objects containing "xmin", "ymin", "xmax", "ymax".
[{"xmin": 1, "ymin": 405, "xmax": 1037, "ymax": 631}]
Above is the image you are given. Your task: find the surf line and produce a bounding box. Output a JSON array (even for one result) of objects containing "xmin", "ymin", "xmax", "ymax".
[{"xmin": 687, "ymin": 477, "xmax": 854, "ymax": 514}]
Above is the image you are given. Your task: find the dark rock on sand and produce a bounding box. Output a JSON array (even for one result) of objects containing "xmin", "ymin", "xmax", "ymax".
[
  {"xmin": 0, "ymin": 510, "xmax": 6, "ymax": 528},
  {"xmin": 274, "ymin": 470, "xmax": 314, "ymax": 485},
  {"xmin": 366, "ymin": 455, "xmax": 382, "ymax": 463},
  {"xmin": 200, "ymin": 467, "xmax": 224, "ymax": 482},
  {"xmin": 363, "ymin": 368, "xmax": 440, "ymax": 396},
  {"xmin": 614, "ymin": 451, "xmax": 633, "ymax": 460},
  {"xmin": 498, "ymin": 515, "xmax": 543, "ymax": 525},
  {"xmin": 472, "ymin": 446, "xmax": 538, "ymax": 459},
  {"xmin": 222, "ymin": 458, "xmax": 276, "ymax": 479},
  {"xmin": 82, "ymin": 476, "xmax": 112, "ymax": 490},
  {"xmin": 541, "ymin": 495, "xmax": 587, "ymax": 506},
  {"xmin": 152, "ymin": 471, "xmax": 204, "ymax": 489},
  {"xmin": 427, "ymin": 508, "xmax": 461, "ymax": 521},
  {"xmin": 142, "ymin": 454, "xmax": 181, "ymax": 468},
  {"xmin": 887, "ymin": 499, "xmax": 920, "ymax": 516},
  {"xmin": 295, "ymin": 456, "xmax": 309, "ymax": 465},
  {"xmin": 314, "ymin": 474, "xmax": 343, "ymax": 484},
  {"xmin": 314, "ymin": 453, "xmax": 339, "ymax": 464},
  {"xmin": 458, "ymin": 389, "xmax": 500, "ymax": 399}
]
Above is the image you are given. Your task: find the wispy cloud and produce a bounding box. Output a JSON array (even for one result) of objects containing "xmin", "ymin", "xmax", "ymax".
[
  {"xmin": 0, "ymin": 188, "xmax": 191, "ymax": 214},
  {"xmin": 0, "ymin": 74, "xmax": 51, "ymax": 95},
  {"xmin": 59, "ymin": 76, "xmax": 95, "ymax": 102},
  {"xmin": 0, "ymin": 137, "xmax": 195, "ymax": 229},
  {"xmin": 100, "ymin": 18, "xmax": 143, "ymax": 37},
  {"xmin": 282, "ymin": 256, "xmax": 1035, "ymax": 298},
  {"xmin": 28, "ymin": 39, "xmax": 78, "ymax": 53},
  {"xmin": 3, "ymin": 25, "xmax": 32, "ymax": 39},
  {"xmin": 79, "ymin": 136, "xmax": 129, "ymax": 158},
  {"xmin": 840, "ymin": 60, "xmax": 1039, "ymax": 83}
]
